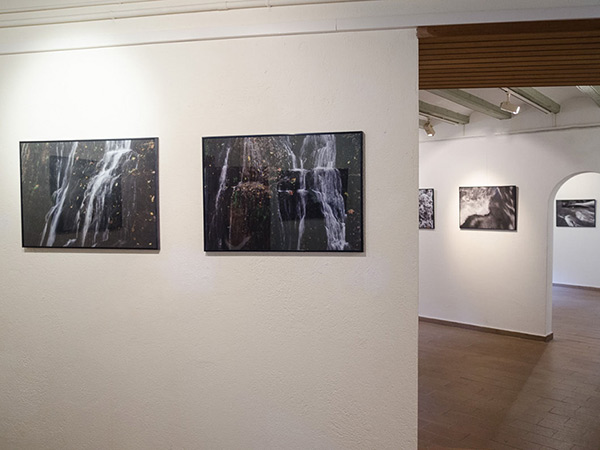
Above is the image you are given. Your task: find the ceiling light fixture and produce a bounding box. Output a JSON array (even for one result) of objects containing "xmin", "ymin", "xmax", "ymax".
[
  {"xmin": 500, "ymin": 92, "xmax": 520, "ymax": 115},
  {"xmin": 423, "ymin": 119, "xmax": 435, "ymax": 137},
  {"xmin": 503, "ymin": 88, "xmax": 561, "ymax": 114}
]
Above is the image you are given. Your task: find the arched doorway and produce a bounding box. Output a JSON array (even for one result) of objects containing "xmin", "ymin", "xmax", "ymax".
[
  {"xmin": 542, "ymin": 171, "xmax": 600, "ymax": 337},
  {"xmin": 551, "ymin": 172, "xmax": 600, "ymax": 289}
]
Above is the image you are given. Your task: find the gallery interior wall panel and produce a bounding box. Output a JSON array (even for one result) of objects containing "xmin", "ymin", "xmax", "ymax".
[
  {"xmin": 419, "ymin": 127, "xmax": 600, "ymax": 337},
  {"xmin": 0, "ymin": 28, "xmax": 418, "ymax": 450}
]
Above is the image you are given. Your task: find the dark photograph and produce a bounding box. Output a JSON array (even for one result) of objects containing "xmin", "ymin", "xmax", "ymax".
[
  {"xmin": 203, "ymin": 132, "xmax": 363, "ymax": 252},
  {"xmin": 419, "ymin": 188, "xmax": 435, "ymax": 229},
  {"xmin": 556, "ymin": 199, "xmax": 596, "ymax": 227},
  {"xmin": 20, "ymin": 138, "xmax": 159, "ymax": 249},
  {"xmin": 459, "ymin": 185, "xmax": 517, "ymax": 231}
]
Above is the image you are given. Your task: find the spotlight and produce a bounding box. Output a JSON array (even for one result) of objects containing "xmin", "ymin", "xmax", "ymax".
[
  {"xmin": 500, "ymin": 92, "xmax": 520, "ymax": 115},
  {"xmin": 423, "ymin": 120, "xmax": 435, "ymax": 137}
]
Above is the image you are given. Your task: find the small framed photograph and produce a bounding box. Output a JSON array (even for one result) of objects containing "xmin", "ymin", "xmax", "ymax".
[
  {"xmin": 459, "ymin": 185, "xmax": 517, "ymax": 231},
  {"xmin": 556, "ymin": 199, "xmax": 596, "ymax": 227},
  {"xmin": 419, "ymin": 188, "xmax": 435, "ymax": 229}
]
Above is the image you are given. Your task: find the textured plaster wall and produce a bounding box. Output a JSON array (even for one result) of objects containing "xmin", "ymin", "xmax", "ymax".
[
  {"xmin": 419, "ymin": 128, "xmax": 600, "ymax": 337},
  {"xmin": 0, "ymin": 29, "xmax": 418, "ymax": 449},
  {"xmin": 553, "ymin": 172, "xmax": 600, "ymax": 289}
]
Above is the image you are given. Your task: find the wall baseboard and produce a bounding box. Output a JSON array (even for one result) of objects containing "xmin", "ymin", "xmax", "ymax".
[
  {"xmin": 553, "ymin": 283, "xmax": 600, "ymax": 293},
  {"xmin": 419, "ymin": 316, "xmax": 554, "ymax": 342}
]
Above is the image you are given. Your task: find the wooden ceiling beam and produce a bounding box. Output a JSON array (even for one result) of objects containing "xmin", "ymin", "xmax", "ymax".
[
  {"xmin": 576, "ymin": 86, "xmax": 600, "ymax": 107},
  {"xmin": 421, "ymin": 49, "xmax": 600, "ymax": 61},
  {"xmin": 504, "ymin": 87, "xmax": 561, "ymax": 114},
  {"xmin": 428, "ymin": 89, "xmax": 512, "ymax": 119},
  {"xmin": 420, "ymin": 62, "xmax": 600, "ymax": 70},
  {"xmin": 417, "ymin": 19, "xmax": 600, "ymax": 39},
  {"xmin": 421, "ymin": 36, "xmax": 600, "ymax": 50},
  {"xmin": 419, "ymin": 101, "xmax": 470, "ymax": 125}
]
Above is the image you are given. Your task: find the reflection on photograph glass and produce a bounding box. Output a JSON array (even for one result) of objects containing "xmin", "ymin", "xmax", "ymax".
[
  {"xmin": 203, "ymin": 132, "xmax": 363, "ymax": 252},
  {"xmin": 459, "ymin": 185, "xmax": 517, "ymax": 231},
  {"xmin": 556, "ymin": 199, "xmax": 596, "ymax": 227},
  {"xmin": 20, "ymin": 138, "xmax": 159, "ymax": 249}
]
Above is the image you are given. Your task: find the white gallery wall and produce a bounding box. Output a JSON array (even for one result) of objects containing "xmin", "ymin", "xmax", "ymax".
[
  {"xmin": 553, "ymin": 172, "xmax": 600, "ymax": 288},
  {"xmin": 420, "ymin": 127, "xmax": 600, "ymax": 337},
  {"xmin": 0, "ymin": 24, "xmax": 418, "ymax": 450}
]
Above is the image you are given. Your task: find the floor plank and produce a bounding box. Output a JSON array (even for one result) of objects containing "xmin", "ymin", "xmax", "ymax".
[{"xmin": 419, "ymin": 286, "xmax": 600, "ymax": 449}]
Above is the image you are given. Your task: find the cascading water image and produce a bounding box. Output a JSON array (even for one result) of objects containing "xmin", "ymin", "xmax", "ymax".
[
  {"xmin": 20, "ymin": 138, "xmax": 159, "ymax": 249},
  {"xmin": 203, "ymin": 132, "xmax": 363, "ymax": 252}
]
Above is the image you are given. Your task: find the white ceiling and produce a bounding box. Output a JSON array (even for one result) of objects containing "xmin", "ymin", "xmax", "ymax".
[
  {"xmin": 2, "ymin": 0, "xmax": 598, "ymax": 11},
  {"xmin": 0, "ymin": 0, "xmax": 363, "ymax": 28},
  {"xmin": 2, "ymin": 0, "xmax": 600, "ymax": 29},
  {"xmin": 0, "ymin": 0, "xmax": 146, "ymax": 12}
]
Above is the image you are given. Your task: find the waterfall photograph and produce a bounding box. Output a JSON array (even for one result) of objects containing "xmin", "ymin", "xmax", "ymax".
[
  {"xmin": 419, "ymin": 188, "xmax": 435, "ymax": 229},
  {"xmin": 20, "ymin": 138, "xmax": 159, "ymax": 249},
  {"xmin": 203, "ymin": 132, "xmax": 363, "ymax": 252},
  {"xmin": 556, "ymin": 199, "xmax": 596, "ymax": 227},
  {"xmin": 459, "ymin": 185, "xmax": 517, "ymax": 230}
]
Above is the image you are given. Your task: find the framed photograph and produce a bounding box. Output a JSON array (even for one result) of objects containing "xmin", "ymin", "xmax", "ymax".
[
  {"xmin": 556, "ymin": 199, "xmax": 596, "ymax": 227},
  {"xmin": 203, "ymin": 132, "xmax": 363, "ymax": 252},
  {"xmin": 459, "ymin": 185, "xmax": 517, "ymax": 231},
  {"xmin": 20, "ymin": 138, "xmax": 159, "ymax": 249},
  {"xmin": 419, "ymin": 188, "xmax": 435, "ymax": 229}
]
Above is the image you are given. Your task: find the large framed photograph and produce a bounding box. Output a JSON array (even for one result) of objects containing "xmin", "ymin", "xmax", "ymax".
[
  {"xmin": 459, "ymin": 185, "xmax": 517, "ymax": 231},
  {"xmin": 20, "ymin": 138, "xmax": 159, "ymax": 249},
  {"xmin": 203, "ymin": 132, "xmax": 363, "ymax": 252},
  {"xmin": 556, "ymin": 199, "xmax": 596, "ymax": 227},
  {"xmin": 419, "ymin": 188, "xmax": 435, "ymax": 229}
]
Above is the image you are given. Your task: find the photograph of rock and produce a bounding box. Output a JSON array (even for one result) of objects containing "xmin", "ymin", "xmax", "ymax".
[
  {"xmin": 419, "ymin": 188, "xmax": 435, "ymax": 229},
  {"xmin": 20, "ymin": 138, "xmax": 159, "ymax": 249},
  {"xmin": 203, "ymin": 132, "xmax": 363, "ymax": 252},
  {"xmin": 459, "ymin": 185, "xmax": 517, "ymax": 231},
  {"xmin": 556, "ymin": 199, "xmax": 596, "ymax": 227}
]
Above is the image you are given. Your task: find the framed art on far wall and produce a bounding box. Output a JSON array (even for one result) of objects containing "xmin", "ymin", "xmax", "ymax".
[
  {"xmin": 203, "ymin": 132, "xmax": 363, "ymax": 252},
  {"xmin": 20, "ymin": 138, "xmax": 159, "ymax": 249},
  {"xmin": 419, "ymin": 188, "xmax": 434, "ymax": 229},
  {"xmin": 556, "ymin": 199, "xmax": 596, "ymax": 227},
  {"xmin": 459, "ymin": 185, "xmax": 517, "ymax": 231}
]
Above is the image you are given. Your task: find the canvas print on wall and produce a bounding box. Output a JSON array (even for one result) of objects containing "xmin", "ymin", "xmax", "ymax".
[
  {"xmin": 20, "ymin": 138, "xmax": 159, "ymax": 249},
  {"xmin": 203, "ymin": 132, "xmax": 363, "ymax": 252},
  {"xmin": 459, "ymin": 185, "xmax": 517, "ymax": 231},
  {"xmin": 419, "ymin": 188, "xmax": 435, "ymax": 229},
  {"xmin": 556, "ymin": 199, "xmax": 596, "ymax": 227}
]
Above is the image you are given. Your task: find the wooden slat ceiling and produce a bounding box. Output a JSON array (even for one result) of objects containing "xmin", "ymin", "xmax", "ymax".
[{"xmin": 418, "ymin": 19, "xmax": 600, "ymax": 89}]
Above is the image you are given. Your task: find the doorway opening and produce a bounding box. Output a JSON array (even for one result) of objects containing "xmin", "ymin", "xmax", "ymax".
[
  {"xmin": 417, "ymin": 18, "xmax": 600, "ymax": 449},
  {"xmin": 551, "ymin": 172, "xmax": 600, "ymax": 290}
]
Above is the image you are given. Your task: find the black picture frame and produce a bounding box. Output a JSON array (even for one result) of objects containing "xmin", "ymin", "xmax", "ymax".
[
  {"xmin": 459, "ymin": 185, "xmax": 517, "ymax": 231},
  {"xmin": 556, "ymin": 199, "xmax": 596, "ymax": 227},
  {"xmin": 419, "ymin": 188, "xmax": 435, "ymax": 229},
  {"xmin": 203, "ymin": 132, "xmax": 364, "ymax": 252},
  {"xmin": 20, "ymin": 138, "xmax": 159, "ymax": 249}
]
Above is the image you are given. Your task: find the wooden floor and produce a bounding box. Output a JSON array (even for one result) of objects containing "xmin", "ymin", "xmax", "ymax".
[{"xmin": 418, "ymin": 285, "xmax": 600, "ymax": 450}]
